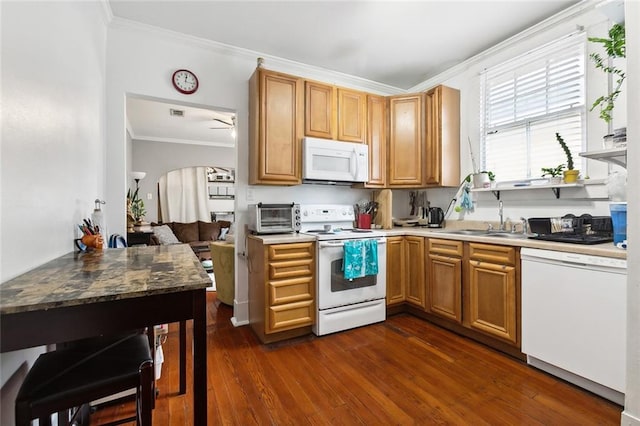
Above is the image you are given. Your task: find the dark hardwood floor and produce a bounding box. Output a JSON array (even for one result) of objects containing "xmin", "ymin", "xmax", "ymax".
[{"xmin": 93, "ymin": 292, "xmax": 622, "ymax": 425}]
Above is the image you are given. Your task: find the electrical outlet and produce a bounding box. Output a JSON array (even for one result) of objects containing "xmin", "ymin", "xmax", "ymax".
[
  {"xmin": 147, "ymin": 193, "xmax": 153, "ymax": 200},
  {"xmin": 246, "ymin": 187, "xmax": 254, "ymax": 202}
]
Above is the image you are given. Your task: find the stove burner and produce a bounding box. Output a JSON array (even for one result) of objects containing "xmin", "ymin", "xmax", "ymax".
[{"xmin": 306, "ymin": 229, "xmax": 333, "ymax": 234}]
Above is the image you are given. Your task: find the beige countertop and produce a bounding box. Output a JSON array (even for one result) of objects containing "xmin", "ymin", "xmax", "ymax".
[
  {"xmin": 383, "ymin": 227, "xmax": 626, "ymax": 259},
  {"xmin": 248, "ymin": 233, "xmax": 317, "ymax": 245},
  {"xmin": 0, "ymin": 244, "xmax": 212, "ymax": 315},
  {"xmin": 247, "ymin": 228, "xmax": 626, "ymax": 259}
]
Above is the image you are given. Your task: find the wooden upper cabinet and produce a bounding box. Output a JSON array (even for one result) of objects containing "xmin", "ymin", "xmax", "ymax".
[
  {"xmin": 337, "ymin": 88, "xmax": 366, "ymax": 143},
  {"xmin": 249, "ymin": 68, "xmax": 303, "ymax": 185},
  {"xmin": 388, "ymin": 93, "xmax": 425, "ymax": 187},
  {"xmin": 424, "ymin": 85, "xmax": 460, "ymax": 187},
  {"xmin": 305, "ymin": 81, "xmax": 336, "ymax": 139},
  {"xmin": 364, "ymin": 94, "xmax": 387, "ymax": 187},
  {"xmin": 305, "ymin": 82, "xmax": 367, "ymax": 144}
]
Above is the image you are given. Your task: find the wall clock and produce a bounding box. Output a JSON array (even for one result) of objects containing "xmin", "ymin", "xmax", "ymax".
[{"xmin": 172, "ymin": 69, "xmax": 199, "ymax": 94}]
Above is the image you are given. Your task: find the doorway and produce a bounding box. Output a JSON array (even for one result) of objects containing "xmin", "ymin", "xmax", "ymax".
[{"xmin": 125, "ymin": 94, "xmax": 237, "ymax": 226}]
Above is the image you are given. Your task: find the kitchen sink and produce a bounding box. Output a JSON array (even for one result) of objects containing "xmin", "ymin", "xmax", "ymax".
[
  {"xmin": 484, "ymin": 232, "xmax": 530, "ymax": 239},
  {"xmin": 437, "ymin": 229, "xmax": 531, "ymax": 239},
  {"xmin": 439, "ymin": 229, "xmax": 488, "ymax": 236}
]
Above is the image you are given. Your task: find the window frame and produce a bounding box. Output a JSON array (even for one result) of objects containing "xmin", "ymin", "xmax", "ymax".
[{"xmin": 479, "ymin": 32, "xmax": 587, "ymax": 182}]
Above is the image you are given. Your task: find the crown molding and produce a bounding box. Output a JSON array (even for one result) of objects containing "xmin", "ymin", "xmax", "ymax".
[
  {"xmin": 98, "ymin": 0, "xmax": 113, "ymax": 26},
  {"xmin": 408, "ymin": 0, "xmax": 602, "ymax": 92},
  {"xmin": 109, "ymin": 17, "xmax": 402, "ymax": 95}
]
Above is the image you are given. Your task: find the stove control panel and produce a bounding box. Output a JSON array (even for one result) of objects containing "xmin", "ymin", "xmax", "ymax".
[{"xmin": 299, "ymin": 204, "xmax": 355, "ymax": 223}]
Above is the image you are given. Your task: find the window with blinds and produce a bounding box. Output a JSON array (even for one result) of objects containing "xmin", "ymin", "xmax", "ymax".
[{"xmin": 480, "ymin": 32, "xmax": 586, "ymax": 181}]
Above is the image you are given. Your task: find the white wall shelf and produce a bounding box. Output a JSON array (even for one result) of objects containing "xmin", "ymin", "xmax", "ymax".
[
  {"xmin": 471, "ymin": 182, "xmax": 584, "ymax": 200},
  {"xmin": 579, "ymin": 147, "xmax": 627, "ymax": 168}
]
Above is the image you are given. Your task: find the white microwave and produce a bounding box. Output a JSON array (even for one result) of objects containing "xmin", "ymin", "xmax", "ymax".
[{"xmin": 302, "ymin": 137, "xmax": 369, "ymax": 184}]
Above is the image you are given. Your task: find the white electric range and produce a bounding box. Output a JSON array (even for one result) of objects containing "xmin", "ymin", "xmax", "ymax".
[{"xmin": 299, "ymin": 204, "xmax": 387, "ymax": 336}]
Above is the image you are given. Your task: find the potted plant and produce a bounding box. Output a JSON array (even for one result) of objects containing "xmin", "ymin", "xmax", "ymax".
[
  {"xmin": 465, "ymin": 171, "xmax": 495, "ymax": 189},
  {"xmin": 127, "ymin": 188, "xmax": 146, "ymax": 225},
  {"xmin": 541, "ymin": 164, "xmax": 565, "ymax": 184},
  {"xmin": 588, "ymin": 23, "xmax": 625, "ymax": 124},
  {"xmin": 555, "ymin": 132, "xmax": 579, "ymax": 183}
]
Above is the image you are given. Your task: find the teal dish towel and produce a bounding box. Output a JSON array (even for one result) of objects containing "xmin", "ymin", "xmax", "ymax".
[{"xmin": 343, "ymin": 239, "xmax": 379, "ymax": 279}]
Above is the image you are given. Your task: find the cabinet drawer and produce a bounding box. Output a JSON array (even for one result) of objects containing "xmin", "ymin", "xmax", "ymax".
[
  {"xmin": 428, "ymin": 238, "xmax": 463, "ymax": 257},
  {"xmin": 269, "ymin": 258, "xmax": 314, "ymax": 280},
  {"xmin": 269, "ymin": 242, "xmax": 314, "ymax": 261},
  {"xmin": 269, "ymin": 277, "xmax": 313, "ymax": 305},
  {"xmin": 268, "ymin": 300, "xmax": 314, "ymax": 333},
  {"xmin": 468, "ymin": 243, "xmax": 516, "ymax": 265}
]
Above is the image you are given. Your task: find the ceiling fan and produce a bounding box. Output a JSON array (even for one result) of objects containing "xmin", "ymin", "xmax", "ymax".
[{"xmin": 209, "ymin": 116, "xmax": 235, "ymax": 130}]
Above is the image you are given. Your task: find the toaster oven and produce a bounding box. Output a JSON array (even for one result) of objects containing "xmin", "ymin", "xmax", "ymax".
[{"xmin": 247, "ymin": 203, "xmax": 301, "ymax": 234}]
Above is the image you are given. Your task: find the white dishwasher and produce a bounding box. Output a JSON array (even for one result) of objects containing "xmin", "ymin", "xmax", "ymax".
[{"xmin": 521, "ymin": 248, "xmax": 627, "ymax": 405}]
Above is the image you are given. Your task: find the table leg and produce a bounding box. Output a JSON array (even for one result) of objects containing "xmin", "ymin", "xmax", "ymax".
[
  {"xmin": 179, "ymin": 320, "xmax": 186, "ymax": 395},
  {"xmin": 192, "ymin": 289, "xmax": 207, "ymax": 425}
]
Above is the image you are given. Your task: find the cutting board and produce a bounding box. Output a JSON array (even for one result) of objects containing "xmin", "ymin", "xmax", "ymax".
[{"xmin": 374, "ymin": 189, "xmax": 393, "ymax": 229}]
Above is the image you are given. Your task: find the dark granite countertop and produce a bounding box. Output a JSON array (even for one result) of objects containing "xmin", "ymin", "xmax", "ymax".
[{"xmin": 0, "ymin": 244, "xmax": 211, "ymax": 315}]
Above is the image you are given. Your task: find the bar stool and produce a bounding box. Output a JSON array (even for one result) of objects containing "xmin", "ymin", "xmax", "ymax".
[{"xmin": 15, "ymin": 333, "xmax": 154, "ymax": 426}]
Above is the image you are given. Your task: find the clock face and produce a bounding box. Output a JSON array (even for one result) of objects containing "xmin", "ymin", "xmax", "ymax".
[{"xmin": 172, "ymin": 69, "xmax": 198, "ymax": 94}]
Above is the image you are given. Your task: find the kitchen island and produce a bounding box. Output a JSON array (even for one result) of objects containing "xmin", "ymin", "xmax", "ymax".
[{"xmin": 0, "ymin": 244, "xmax": 211, "ymax": 425}]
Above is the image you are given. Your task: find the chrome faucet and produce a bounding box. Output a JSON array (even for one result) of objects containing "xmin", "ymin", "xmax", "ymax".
[
  {"xmin": 498, "ymin": 200, "xmax": 505, "ymax": 231},
  {"xmin": 520, "ymin": 217, "xmax": 529, "ymax": 235}
]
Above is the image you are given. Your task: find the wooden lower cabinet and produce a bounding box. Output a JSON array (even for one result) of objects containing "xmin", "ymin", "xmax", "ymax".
[
  {"xmin": 386, "ymin": 236, "xmax": 425, "ymax": 308},
  {"xmin": 426, "ymin": 239, "xmax": 463, "ymax": 323},
  {"xmin": 386, "ymin": 236, "xmax": 406, "ymax": 305},
  {"xmin": 405, "ymin": 236, "xmax": 426, "ymax": 308},
  {"xmin": 465, "ymin": 243, "xmax": 519, "ymax": 345},
  {"xmin": 248, "ymin": 237, "xmax": 315, "ymax": 343},
  {"xmin": 416, "ymin": 238, "xmax": 524, "ymax": 359}
]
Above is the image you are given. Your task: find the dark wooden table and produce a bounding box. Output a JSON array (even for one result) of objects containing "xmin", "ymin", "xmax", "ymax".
[
  {"xmin": 127, "ymin": 229, "xmax": 154, "ymax": 246},
  {"xmin": 0, "ymin": 244, "xmax": 210, "ymax": 425}
]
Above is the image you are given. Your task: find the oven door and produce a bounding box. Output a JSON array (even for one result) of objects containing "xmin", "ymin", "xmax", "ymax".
[{"xmin": 317, "ymin": 237, "xmax": 386, "ymax": 310}]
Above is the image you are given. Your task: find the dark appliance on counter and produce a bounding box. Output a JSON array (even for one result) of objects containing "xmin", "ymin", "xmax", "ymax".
[
  {"xmin": 527, "ymin": 214, "xmax": 613, "ymax": 245},
  {"xmin": 427, "ymin": 207, "xmax": 445, "ymax": 228}
]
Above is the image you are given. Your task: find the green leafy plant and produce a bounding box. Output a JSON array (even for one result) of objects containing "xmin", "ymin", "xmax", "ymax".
[
  {"xmin": 464, "ymin": 171, "xmax": 495, "ymax": 183},
  {"xmin": 541, "ymin": 164, "xmax": 565, "ymax": 178},
  {"xmin": 588, "ymin": 23, "xmax": 626, "ymax": 123},
  {"xmin": 127, "ymin": 188, "xmax": 146, "ymax": 222},
  {"xmin": 555, "ymin": 132, "xmax": 574, "ymax": 170}
]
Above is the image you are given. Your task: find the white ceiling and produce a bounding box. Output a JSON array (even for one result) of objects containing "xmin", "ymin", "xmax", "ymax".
[
  {"xmin": 117, "ymin": 0, "xmax": 580, "ymax": 146},
  {"xmin": 126, "ymin": 97, "xmax": 236, "ymax": 147},
  {"xmin": 109, "ymin": 0, "xmax": 580, "ymax": 89}
]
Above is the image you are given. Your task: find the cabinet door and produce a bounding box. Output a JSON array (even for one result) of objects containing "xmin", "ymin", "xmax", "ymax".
[
  {"xmin": 268, "ymin": 300, "xmax": 314, "ymax": 332},
  {"xmin": 249, "ymin": 69, "xmax": 303, "ymax": 185},
  {"xmin": 388, "ymin": 94, "xmax": 424, "ymax": 186},
  {"xmin": 365, "ymin": 94, "xmax": 387, "ymax": 187},
  {"xmin": 424, "ymin": 85, "xmax": 460, "ymax": 187},
  {"xmin": 468, "ymin": 261, "xmax": 517, "ymax": 343},
  {"xmin": 404, "ymin": 236, "xmax": 426, "ymax": 308},
  {"xmin": 426, "ymin": 253, "xmax": 462, "ymax": 323},
  {"xmin": 386, "ymin": 237, "xmax": 406, "ymax": 305},
  {"xmin": 305, "ymin": 81, "xmax": 336, "ymax": 139},
  {"xmin": 337, "ymin": 88, "xmax": 366, "ymax": 143}
]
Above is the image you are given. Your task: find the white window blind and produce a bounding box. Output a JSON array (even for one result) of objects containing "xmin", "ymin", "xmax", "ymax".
[{"xmin": 480, "ymin": 32, "xmax": 586, "ymax": 181}]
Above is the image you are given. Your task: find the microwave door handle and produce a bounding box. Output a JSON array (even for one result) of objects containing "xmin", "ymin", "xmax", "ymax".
[{"xmin": 351, "ymin": 149, "xmax": 357, "ymax": 177}]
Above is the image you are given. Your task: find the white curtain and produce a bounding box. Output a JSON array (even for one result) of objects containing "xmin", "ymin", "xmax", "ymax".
[{"xmin": 159, "ymin": 167, "xmax": 209, "ymax": 223}]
